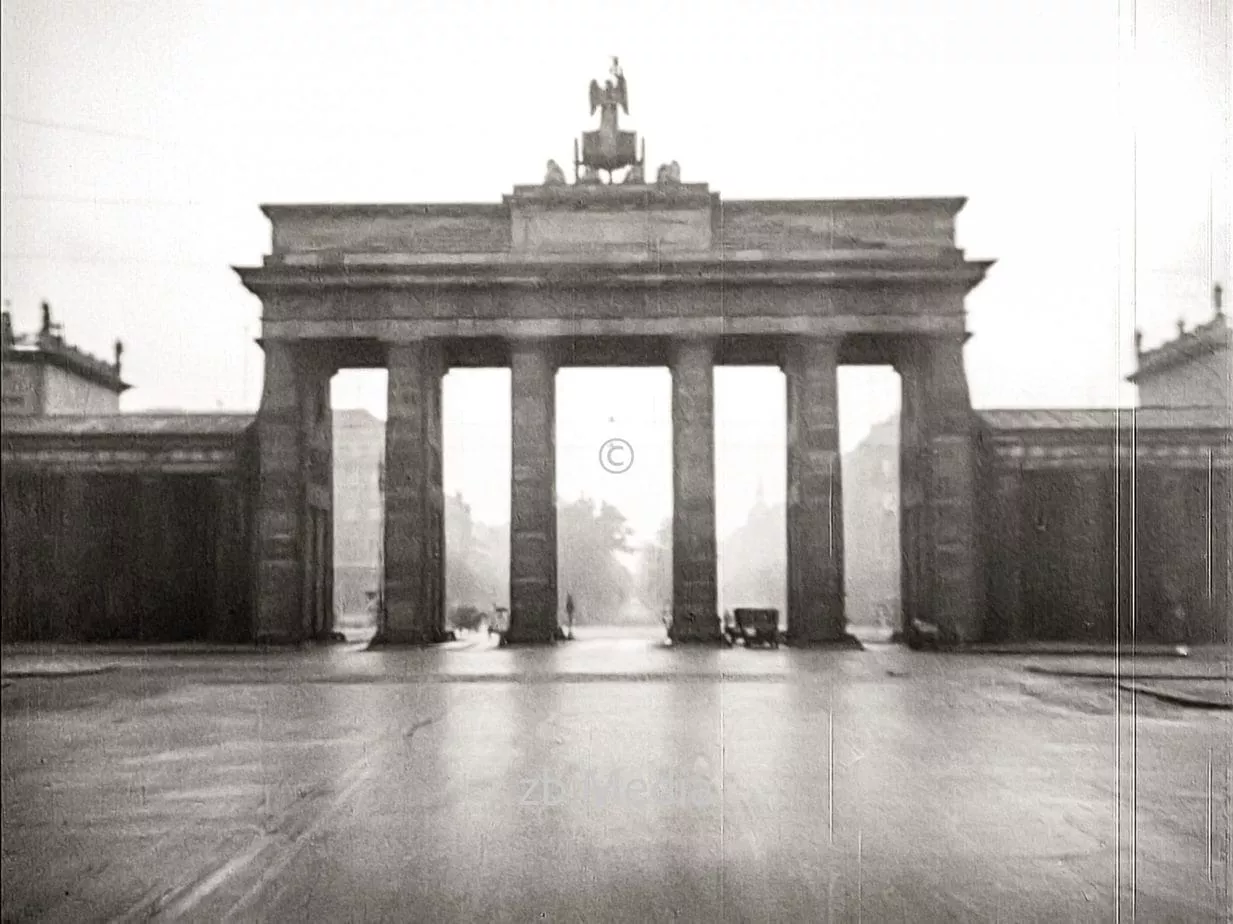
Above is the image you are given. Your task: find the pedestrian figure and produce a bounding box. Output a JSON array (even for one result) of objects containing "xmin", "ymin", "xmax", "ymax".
[{"xmin": 565, "ymin": 593, "xmax": 576, "ymax": 640}]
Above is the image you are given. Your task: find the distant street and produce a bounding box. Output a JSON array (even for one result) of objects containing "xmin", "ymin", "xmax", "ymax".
[{"xmin": 2, "ymin": 640, "xmax": 1230, "ymax": 922}]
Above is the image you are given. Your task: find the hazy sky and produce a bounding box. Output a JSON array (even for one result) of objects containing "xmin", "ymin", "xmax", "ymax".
[{"xmin": 2, "ymin": 0, "xmax": 1229, "ymax": 536}]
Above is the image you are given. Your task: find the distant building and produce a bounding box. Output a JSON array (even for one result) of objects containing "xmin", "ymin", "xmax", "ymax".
[
  {"xmin": 718, "ymin": 483, "xmax": 786, "ymax": 622},
  {"xmin": 332, "ymin": 408, "xmax": 385, "ymax": 615},
  {"xmin": 1, "ymin": 302, "xmax": 129, "ymax": 416},
  {"xmin": 1129, "ymin": 285, "xmax": 1231, "ymax": 409},
  {"xmin": 843, "ymin": 416, "xmax": 900, "ymax": 626}
]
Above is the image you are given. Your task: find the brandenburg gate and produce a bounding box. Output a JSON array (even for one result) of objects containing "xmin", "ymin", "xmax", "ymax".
[{"xmin": 237, "ymin": 63, "xmax": 993, "ymax": 647}]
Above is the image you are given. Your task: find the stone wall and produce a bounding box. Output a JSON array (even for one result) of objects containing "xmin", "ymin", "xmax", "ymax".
[
  {"xmin": 1, "ymin": 472, "xmax": 254, "ymax": 642},
  {"xmin": 980, "ymin": 420, "xmax": 1232, "ymax": 643}
]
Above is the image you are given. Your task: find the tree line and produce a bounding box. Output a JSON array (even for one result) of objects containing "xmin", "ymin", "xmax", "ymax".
[{"xmin": 446, "ymin": 492, "xmax": 801, "ymax": 627}]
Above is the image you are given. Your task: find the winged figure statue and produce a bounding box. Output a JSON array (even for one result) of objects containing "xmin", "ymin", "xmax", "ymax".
[
  {"xmin": 578, "ymin": 57, "xmax": 641, "ymax": 177},
  {"xmin": 589, "ymin": 57, "xmax": 628, "ymax": 133}
]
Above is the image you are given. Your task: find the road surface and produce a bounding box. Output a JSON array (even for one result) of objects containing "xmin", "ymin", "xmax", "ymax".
[{"xmin": 2, "ymin": 641, "xmax": 1229, "ymax": 921}]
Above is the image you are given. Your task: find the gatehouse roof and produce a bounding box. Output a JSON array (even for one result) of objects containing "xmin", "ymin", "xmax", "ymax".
[
  {"xmin": 978, "ymin": 407, "xmax": 1231, "ymax": 431},
  {"xmin": 1, "ymin": 413, "xmax": 255, "ymax": 475}
]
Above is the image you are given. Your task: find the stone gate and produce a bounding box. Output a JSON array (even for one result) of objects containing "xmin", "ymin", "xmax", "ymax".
[
  {"xmin": 236, "ymin": 176, "xmax": 992, "ymax": 644},
  {"xmin": 235, "ymin": 64, "xmax": 995, "ymax": 646}
]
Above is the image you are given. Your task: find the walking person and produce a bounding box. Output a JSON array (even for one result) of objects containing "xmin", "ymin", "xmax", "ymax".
[{"xmin": 565, "ymin": 593, "xmax": 576, "ymax": 640}]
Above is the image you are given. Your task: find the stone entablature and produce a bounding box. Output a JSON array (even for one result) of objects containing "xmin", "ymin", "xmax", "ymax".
[{"xmin": 242, "ymin": 192, "xmax": 987, "ymax": 350}]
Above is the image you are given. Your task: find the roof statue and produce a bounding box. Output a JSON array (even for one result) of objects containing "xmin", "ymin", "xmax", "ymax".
[
  {"xmin": 574, "ymin": 56, "xmax": 645, "ymax": 183},
  {"xmin": 543, "ymin": 160, "xmax": 567, "ymax": 186},
  {"xmin": 656, "ymin": 161, "xmax": 681, "ymax": 185},
  {"xmin": 589, "ymin": 57, "xmax": 628, "ymax": 125}
]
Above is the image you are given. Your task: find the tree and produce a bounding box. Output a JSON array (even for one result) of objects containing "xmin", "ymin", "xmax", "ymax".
[
  {"xmin": 632, "ymin": 516, "xmax": 672, "ymax": 618},
  {"xmin": 556, "ymin": 496, "xmax": 635, "ymax": 624},
  {"xmin": 443, "ymin": 491, "xmax": 640, "ymax": 626},
  {"xmin": 445, "ymin": 492, "xmax": 507, "ymax": 613}
]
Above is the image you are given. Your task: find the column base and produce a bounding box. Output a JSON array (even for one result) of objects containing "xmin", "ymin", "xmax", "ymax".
[
  {"xmin": 369, "ymin": 627, "xmax": 455, "ymax": 647},
  {"xmin": 502, "ymin": 628, "xmax": 558, "ymax": 645},
  {"xmin": 784, "ymin": 632, "xmax": 864, "ymax": 650},
  {"xmin": 668, "ymin": 615, "xmax": 725, "ymax": 644},
  {"xmin": 253, "ymin": 633, "xmax": 307, "ymax": 647},
  {"xmin": 668, "ymin": 634, "xmax": 727, "ymax": 646}
]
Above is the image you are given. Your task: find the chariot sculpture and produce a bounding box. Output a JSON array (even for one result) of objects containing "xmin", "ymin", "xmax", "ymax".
[{"xmin": 573, "ymin": 56, "xmax": 645, "ymax": 184}]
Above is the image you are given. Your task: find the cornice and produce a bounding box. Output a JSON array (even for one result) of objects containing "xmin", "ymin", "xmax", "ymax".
[
  {"xmin": 2, "ymin": 346, "xmax": 129, "ymax": 392},
  {"xmin": 1130, "ymin": 317, "xmax": 1231, "ymax": 381},
  {"xmin": 235, "ymin": 258, "xmax": 993, "ymax": 294}
]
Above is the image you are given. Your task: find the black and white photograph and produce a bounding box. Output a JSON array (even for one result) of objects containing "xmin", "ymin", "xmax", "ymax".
[{"xmin": 1, "ymin": 0, "xmax": 1230, "ymax": 920}]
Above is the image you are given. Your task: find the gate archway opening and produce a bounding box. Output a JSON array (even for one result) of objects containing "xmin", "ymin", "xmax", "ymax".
[
  {"xmin": 556, "ymin": 366, "xmax": 672, "ymax": 641},
  {"xmin": 716, "ymin": 366, "xmax": 787, "ymax": 633},
  {"xmin": 838, "ymin": 365, "xmax": 902, "ymax": 644},
  {"xmin": 442, "ymin": 368, "xmax": 511, "ymax": 643},
  {"xmin": 331, "ymin": 369, "xmax": 387, "ymax": 642}
]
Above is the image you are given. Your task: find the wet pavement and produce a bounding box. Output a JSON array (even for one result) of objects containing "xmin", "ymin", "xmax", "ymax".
[{"xmin": 2, "ymin": 638, "xmax": 1230, "ymax": 922}]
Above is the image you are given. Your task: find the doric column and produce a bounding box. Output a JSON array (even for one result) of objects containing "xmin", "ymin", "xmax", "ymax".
[
  {"xmin": 920, "ymin": 336, "xmax": 984, "ymax": 644},
  {"xmin": 669, "ymin": 338, "xmax": 721, "ymax": 642},
  {"xmin": 253, "ymin": 340, "xmax": 308, "ymax": 644},
  {"xmin": 376, "ymin": 340, "xmax": 446, "ymax": 645},
  {"xmin": 897, "ymin": 351, "xmax": 929, "ymax": 639},
  {"xmin": 300, "ymin": 351, "xmax": 335, "ymax": 641},
  {"xmin": 507, "ymin": 340, "xmax": 558, "ymax": 643},
  {"xmin": 784, "ymin": 336, "xmax": 854, "ymax": 645}
]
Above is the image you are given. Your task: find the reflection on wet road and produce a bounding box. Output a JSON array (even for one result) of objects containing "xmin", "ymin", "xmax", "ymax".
[{"xmin": 2, "ymin": 642, "xmax": 1229, "ymax": 922}]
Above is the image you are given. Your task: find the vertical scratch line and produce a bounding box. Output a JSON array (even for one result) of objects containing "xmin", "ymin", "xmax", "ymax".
[
  {"xmin": 1208, "ymin": 747, "xmax": 1214, "ymax": 882},
  {"xmin": 828, "ymin": 708, "xmax": 834, "ymax": 845}
]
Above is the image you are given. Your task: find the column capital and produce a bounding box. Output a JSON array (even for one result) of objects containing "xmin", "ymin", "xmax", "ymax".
[
  {"xmin": 507, "ymin": 337, "xmax": 562, "ymax": 369},
  {"xmin": 782, "ymin": 334, "xmax": 842, "ymax": 368},
  {"xmin": 386, "ymin": 339, "xmax": 446, "ymax": 377},
  {"xmin": 669, "ymin": 336, "xmax": 716, "ymax": 365}
]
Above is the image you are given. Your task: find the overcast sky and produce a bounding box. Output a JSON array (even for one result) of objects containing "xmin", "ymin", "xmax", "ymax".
[{"xmin": 2, "ymin": 0, "xmax": 1229, "ymax": 536}]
